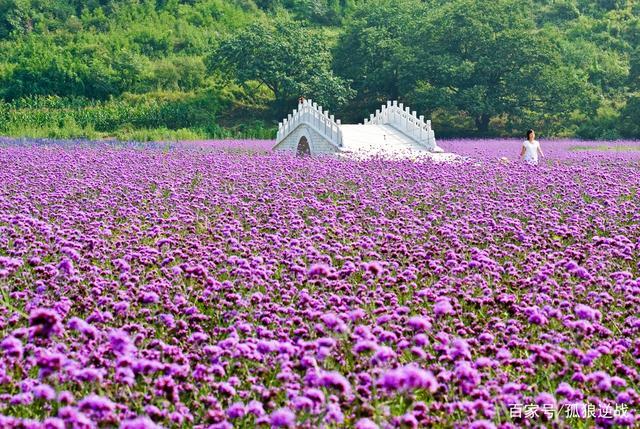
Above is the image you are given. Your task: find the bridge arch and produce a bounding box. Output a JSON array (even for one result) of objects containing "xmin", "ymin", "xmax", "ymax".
[{"xmin": 297, "ymin": 136, "xmax": 311, "ymax": 156}]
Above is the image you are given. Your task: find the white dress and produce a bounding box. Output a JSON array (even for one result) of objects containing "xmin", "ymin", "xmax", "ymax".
[{"xmin": 522, "ymin": 140, "xmax": 540, "ymax": 164}]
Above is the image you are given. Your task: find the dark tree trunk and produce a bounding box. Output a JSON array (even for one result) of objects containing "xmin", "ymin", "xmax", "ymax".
[
  {"xmin": 389, "ymin": 68, "xmax": 399, "ymax": 101},
  {"xmin": 475, "ymin": 113, "xmax": 491, "ymax": 133}
]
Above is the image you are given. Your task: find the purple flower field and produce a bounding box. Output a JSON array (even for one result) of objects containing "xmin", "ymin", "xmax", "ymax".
[
  {"xmin": 438, "ymin": 138, "xmax": 640, "ymax": 162},
  {"xmin": 0, "ymin": 139, "xmax": 639, "ymax": 428}
]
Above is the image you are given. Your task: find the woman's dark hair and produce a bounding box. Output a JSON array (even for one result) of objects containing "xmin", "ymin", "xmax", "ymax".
[{"xmin": 526, "ymin": 129, "xmax": 534, "ymax": 140}]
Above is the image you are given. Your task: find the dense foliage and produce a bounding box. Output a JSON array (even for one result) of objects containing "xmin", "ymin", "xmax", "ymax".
[
  {"xmin": 211, "ymin": 18, "xmax": 354, "ymax": 118},
  {"xmin": 0, "ymin": 0, "xmax": 638, "ymax": 139}
]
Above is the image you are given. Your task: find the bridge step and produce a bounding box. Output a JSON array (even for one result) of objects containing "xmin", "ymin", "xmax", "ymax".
[{"xmin": 340, "ymin": 124, "xmax": 429, "ymax": 157}]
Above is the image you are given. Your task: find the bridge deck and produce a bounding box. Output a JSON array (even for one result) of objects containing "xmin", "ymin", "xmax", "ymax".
[{"xmin": 339, "ymin": 124, "xmax": 458, "ymax": 161}]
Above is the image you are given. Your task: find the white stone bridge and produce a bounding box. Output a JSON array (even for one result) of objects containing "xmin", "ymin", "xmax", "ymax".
[{"xmin": 272, "ymin": 100, "xmax": 455, "ymax": 160}]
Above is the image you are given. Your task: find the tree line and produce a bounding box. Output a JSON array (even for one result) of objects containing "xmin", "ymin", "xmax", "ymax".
[{"xmin": 0, "ymin": 0, "xmax": 638, "ymax": 139}]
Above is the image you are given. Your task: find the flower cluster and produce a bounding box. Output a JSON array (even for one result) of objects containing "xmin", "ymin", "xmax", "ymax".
[{"xmin": 0, "ymin": 141, "xmax": 639, "ymax": 428}]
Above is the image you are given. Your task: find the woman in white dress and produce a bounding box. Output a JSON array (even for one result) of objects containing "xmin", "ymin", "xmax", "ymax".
[{"xmin": 520, "ymin": 129, "xmax": 544, "ymax": 165}]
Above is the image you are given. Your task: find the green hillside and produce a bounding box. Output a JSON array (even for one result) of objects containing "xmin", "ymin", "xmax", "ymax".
[{"xmin": 0, "ymin": 0, "xmax": 638, "ymax": 140}]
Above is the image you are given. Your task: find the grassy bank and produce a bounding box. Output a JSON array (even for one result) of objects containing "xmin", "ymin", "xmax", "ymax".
[{"xmin": 0, "ymin": 92, "xmax": 277, "ymax": 141}]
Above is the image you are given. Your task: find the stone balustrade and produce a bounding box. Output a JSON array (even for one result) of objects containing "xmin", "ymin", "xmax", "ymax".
[
  {"xmin": 364, "ymin": 100, "xmax": 442, "ymax": 152},
  {"xmin": 276, "ymin": 99, "xmax": 343, "ymax": 149}
]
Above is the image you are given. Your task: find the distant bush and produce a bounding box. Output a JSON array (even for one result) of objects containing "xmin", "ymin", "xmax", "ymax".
[{"xmin": 113, "ymin": 127, "xmax": 206, "ymax": 142}]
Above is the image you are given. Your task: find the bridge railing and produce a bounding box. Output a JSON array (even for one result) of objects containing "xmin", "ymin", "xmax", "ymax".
[
  {"xmin": 276, "ymin": 99, "xmax": 343, "ymax": 148},
  {"xmin": 364, "ymin": 100, "xmax": 443, "ymax": 152}
]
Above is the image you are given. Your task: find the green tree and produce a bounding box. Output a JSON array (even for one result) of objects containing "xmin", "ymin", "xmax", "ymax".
[
  {"xmin": 619, "ymin": 95, "xmax": 640, "ymax": 137},
  {"xmin": 210, "ymin": 15, "xmax": 354, "ymax": 117},
  {"xmin": 411, "ymin": 0, "xmax": 590, "ymax": 133},
  {"xmin": 175, "ymin": 56, "xmax": 207, "ymax": 90},
  {"xmin": 0, "ymin": 37, "xmax": 83, "ymax": 99},
  {"xmin": 629, "ymin": 46, "xmax": 640, "ymax": 90},
  {"xmin": 0, "ymin": 0, "xmax": 32, "ymax": 38},
  {"xmin": 539, "ymin": 0, "xmax": 580, "ymax": 24},
  {"xmin": 333, "ymin": 0, "xmax": 422, "ymax": 121},
  {"xmin": 619, "ymin": 46, "xmax": 640, "ymax": 137}
]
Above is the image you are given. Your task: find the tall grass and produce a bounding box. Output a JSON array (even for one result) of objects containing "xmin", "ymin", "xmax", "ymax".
[{"xmin": 0, "ymin": 93, "xmax": 277, "ymax": 141}]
